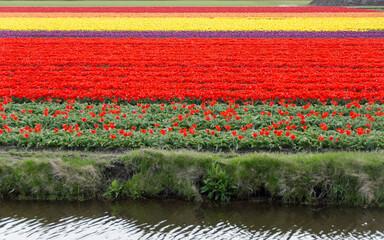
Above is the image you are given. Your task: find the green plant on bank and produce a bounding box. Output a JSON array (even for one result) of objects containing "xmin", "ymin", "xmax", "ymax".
[
  {"xmin": 201, "ymin": 159, "xmax": 237, "ymax": 202},
  {"xmin": 128, "ymin": 190, "xmax": 144, "ymax": 200},
  {"xmin": 104, "ymin": 180, "xmax": 145, "ymax": 200},
  {"xmin": 104, "ymin": 179, "xmax": 124, "ymax": 199}
]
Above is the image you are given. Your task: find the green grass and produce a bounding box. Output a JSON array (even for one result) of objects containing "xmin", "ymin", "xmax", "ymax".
[
  {"xmin": 0, "ymin": 1, "xmax": 311, "ymax": 7},
  {"xmin": 1, "ymin": 148, "xmax": 384, "ymax": 207},
  {"xmin": 350, "ymin": 6, "xmax": 384, "ymax": 11}
]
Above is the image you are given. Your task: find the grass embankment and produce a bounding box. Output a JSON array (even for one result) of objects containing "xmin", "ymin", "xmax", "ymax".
[
  {"xmin": 350, "ymin": 6, "xmax": 384, "ymax": 11},
  {"xmin": 1, "ymin": 148, "xmax": 384, "ymax": 206},
  {"xmin": 0, "ymin": 1, "xmax": 311, "ymax": 7}
]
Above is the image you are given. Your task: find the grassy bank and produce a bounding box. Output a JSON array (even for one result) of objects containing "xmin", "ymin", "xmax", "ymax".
[
  {"xmin": 350, "ymin": 6, "xmax": 384, "ymax": 11},
  {"xmin": 1, "ymin": 148, "xmax": 384, "ymax": 207},
  {"xmin": 0, "ymin": 1, "xmax": 310, "ymax": 7}
]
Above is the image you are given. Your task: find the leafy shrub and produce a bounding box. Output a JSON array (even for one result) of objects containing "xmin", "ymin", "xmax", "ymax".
[{"xmin": 201, "ymin": 160, "xmax": 237, "ymax": 202}]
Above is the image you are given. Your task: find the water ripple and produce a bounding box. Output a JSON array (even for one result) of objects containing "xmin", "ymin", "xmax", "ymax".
[{"xmin": 1, "ymin": 200, "xmax": 384, "ymax": 240}]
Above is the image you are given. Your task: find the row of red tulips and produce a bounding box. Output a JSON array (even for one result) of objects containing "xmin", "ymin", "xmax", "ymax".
[{"xmin": 1, "ymin": 38, "xmax": 383, "ymax": 102}]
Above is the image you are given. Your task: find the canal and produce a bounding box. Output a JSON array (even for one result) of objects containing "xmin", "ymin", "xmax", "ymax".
[{"xmin": 1, "ymin": 200, "xmax": 383, "ymax": 239}]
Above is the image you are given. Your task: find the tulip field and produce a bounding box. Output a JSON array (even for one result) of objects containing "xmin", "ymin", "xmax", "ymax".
[{"xmin": 0, "ymin": 6, "xmax": 384, "ymax": 151}]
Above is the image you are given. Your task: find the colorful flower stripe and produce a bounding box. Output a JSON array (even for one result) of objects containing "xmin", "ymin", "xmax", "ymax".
[
  {"xmin": 1, "ymin": 38, "xmax": 384, "ymax": 102},
  {"xmin": 1, "ymin": 31, "xmax": 383, "ymax": 39},
  {"xmin": 2, "ymin": 12, "xmax": 384, "ymax": 18},
  {"xmin": 2, "ymin": 17, "xmax": 384, "ymax": 31},
  {"xmin": 0, "ymin": 6, "xmax": 383, "ymax": 151},
  {"xmin": 0, "ymin": 7, "xmax": 376, "ymax": 13}
]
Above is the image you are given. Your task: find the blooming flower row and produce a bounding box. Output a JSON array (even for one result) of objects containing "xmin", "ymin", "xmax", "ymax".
[
  {"xmin": 0, "ymin": 7, "xmax": 375, "ymax": 13},
  {"xmin": 1, "ymin": 17, "xmax": 383, "ymax": 31},
  {"xmin": 1, "ymin": 12, "xmax": 384, "ymax": 18},
  {"xmin": 1, "ymin": 30, "xmax": 383, "ymax": 39},
  {"xmin": 1, "ymin": 38, "xmax": 383, "ymax": 102},
  {"xmin": 0, "ymin": 6, "xmax": 383, "ymax": 151}
]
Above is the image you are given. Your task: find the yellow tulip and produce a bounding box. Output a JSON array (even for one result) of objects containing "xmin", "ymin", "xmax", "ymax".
[{"xmin": 0, "ymin": 17, "xmax": 383, "ymax": 31}]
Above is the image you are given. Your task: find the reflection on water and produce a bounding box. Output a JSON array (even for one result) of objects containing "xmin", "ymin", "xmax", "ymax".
[{"xmin": 0, "ymin": 200, "xmax": 383, "ymax": 239}]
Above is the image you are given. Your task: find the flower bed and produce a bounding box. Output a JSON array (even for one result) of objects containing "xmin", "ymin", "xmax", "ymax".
[{"xmin": 0, "ymin": 6, "xmax": 383, "ymax": 151}]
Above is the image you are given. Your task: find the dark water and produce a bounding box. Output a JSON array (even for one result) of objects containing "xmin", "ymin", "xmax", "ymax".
[{"xmin": 0, "ymin": 200, "xmax": 383, "ymax": 240}]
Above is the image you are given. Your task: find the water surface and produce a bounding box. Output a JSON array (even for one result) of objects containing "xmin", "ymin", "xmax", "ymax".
[{"xmin": 1, "ymin": 200, "xmax": 383, "ymax": 239}]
